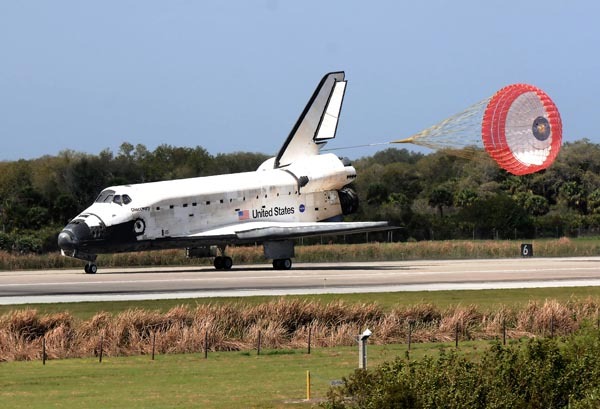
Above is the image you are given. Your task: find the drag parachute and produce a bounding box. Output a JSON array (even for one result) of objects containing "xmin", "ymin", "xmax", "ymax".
[{"xmin": 394, "ymin": 84, "xmax": 562, "ymax": 175}]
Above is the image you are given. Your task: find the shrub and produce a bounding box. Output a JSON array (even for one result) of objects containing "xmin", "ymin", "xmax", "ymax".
[
  {"xmin": 13, "ymin": 234, "xmax": 43, "ymax": 254},
  {"xmin": 322, "ymin": 331, "xmax": 600, "ymax": 409},
  {"xmin": 0, "ymin": 232, "xmax": 14, "ymax": 251}
]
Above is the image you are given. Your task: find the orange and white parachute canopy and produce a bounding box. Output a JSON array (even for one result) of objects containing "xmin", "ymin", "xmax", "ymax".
[{"xmin": 394, "ymin": 84, "xmax": 562, "ymax": 175}]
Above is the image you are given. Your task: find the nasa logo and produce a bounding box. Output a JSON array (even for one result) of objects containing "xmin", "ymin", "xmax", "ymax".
[{"xmin": 299, "ymin": 204, "xmax": 305, "ymax": 213}]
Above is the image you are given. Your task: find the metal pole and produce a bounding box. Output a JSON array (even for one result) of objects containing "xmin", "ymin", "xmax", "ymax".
[
  {"xmin": 358, "ymin": 338, "xmax": 367, "ymax": 369},
  {"xmin": 455, "ymin": 323, "xmax": 459, "ymax": 348},
  {"xmin": 204, "ymin": 331, "xmax": 208, "ymax": 359},
  {"xmin": 99, "ymin": 335, "xmax": 104, "ymax": 363},
  {"xmin": 151, "ymin": 332, "xmax": 156, "ymax": 360},
  {"xmin": 42, "ymin": 338, "xmax": 46, "ymax": 365},
  {"xmin": 306, "ymin": 370, "xmax": 311, "ymax": 401},
  {"xmin": 307, "ymin": 327, "xmax": 311, "ymax": 355},
  {"xmin": 257, "ymin": 330, "xmax": 261, "ymax": 355}
]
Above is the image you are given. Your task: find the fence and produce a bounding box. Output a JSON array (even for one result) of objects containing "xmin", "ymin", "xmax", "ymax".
[{"xmin": 1, "ymin": 299, "xmax": 596, "ymax": 363}]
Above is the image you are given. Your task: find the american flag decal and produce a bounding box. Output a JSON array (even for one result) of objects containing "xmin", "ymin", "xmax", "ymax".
[{"xmin": 238, "ymin": 210, "xmax": 249, "ymax": 220}]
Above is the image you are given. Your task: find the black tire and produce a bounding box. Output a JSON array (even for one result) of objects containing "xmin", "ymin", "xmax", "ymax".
[
  {"xmin": 273, "ymin": 259, "xmax": 292, "ymax": 270},
  {"xmin": 85, "ymin": 263, "xmax": 97, "ymax": 274},
  {"xmin": 223, "ymin": 257, "xmax": 233, "ymax": 270},
  {"xmin": 214, "ymin": 256, "xmax": 224, "ymax": 270}
]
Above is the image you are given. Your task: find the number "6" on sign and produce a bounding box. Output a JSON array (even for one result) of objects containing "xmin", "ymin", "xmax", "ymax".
[{"xmin": 521, "ymin": 243, "xmax": 533, "ymax": 257}]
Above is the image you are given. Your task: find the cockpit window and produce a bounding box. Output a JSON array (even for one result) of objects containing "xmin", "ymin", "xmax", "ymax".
[
  {"xmin": 95, "ymin": 189, "xmax": 132, "ymax": 205},
  {"xmin": 95, "ymin": 190, "xmax": 116, "ymax": 203}
]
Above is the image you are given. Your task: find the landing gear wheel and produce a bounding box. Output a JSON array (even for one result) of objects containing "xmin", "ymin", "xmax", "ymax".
[
  {"xmin": 223, "ymin": 256, "xmax": 233, "ymax": 270},
  {"xmin": 214, "ymin": 256, "xmax": 224, "ymax": 270},
  {"xmin": 84, "ymin": 263, "xmax": 97, "ymax": 274},
  {"xmin": 273, "ymin": 258, "xmax": 292, "ymax": 270},
  {"xmin": 214, "ymin": 256, "xmax": 233, "ymax": 270}
]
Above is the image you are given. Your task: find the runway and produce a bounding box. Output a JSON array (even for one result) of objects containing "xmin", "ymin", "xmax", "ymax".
[{"xmin": 2, "ymin": 257, "xmax": 600, "ymax": 304}]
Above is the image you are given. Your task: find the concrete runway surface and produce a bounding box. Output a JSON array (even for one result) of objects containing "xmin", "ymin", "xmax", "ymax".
[{"xmin": 2, "ymin": 257, "xmax": 600, "ymax": 304}]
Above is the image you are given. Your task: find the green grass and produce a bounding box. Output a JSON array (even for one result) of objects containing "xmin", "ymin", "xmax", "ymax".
[
  {"xmin": 0, "ymin": 341, "xmax": 490, "ymax": 409},
  {"xmin": 4, "ymin": 286, "xmax": 600, "ymax": 320}
]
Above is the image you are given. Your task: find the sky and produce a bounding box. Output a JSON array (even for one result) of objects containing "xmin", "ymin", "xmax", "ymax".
[{"xmin": 0, "ymin": 1, "xmax": 597, "ymax": 161}]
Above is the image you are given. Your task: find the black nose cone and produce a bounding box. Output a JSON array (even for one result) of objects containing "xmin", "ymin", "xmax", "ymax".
[
  {"xmin": 58, "ymin": 220, "xmax": 91, "ymax": 251},
  {"xmin": 57, "ymin": 231, "xmax": 76, "ymax": 250}
]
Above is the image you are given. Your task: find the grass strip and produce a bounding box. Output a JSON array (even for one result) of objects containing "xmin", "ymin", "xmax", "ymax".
[
  {"xmin": 3, "ymin": 286, "xmax": 600, "ymax": 319},
  {"xmin": 0, "ymin": 341, "xmax": 488, "ymax": 409},
  {"xmin": 2, "ymin": 237, "xmax": 600, "ymax": 271}
]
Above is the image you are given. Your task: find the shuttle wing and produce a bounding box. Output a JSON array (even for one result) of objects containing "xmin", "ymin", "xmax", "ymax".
[{"xmin": 183, "ymin": 221, "xmax": 390, "ymax": 243}]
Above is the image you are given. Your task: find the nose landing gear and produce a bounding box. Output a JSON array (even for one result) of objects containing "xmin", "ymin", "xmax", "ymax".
[{"xmin": 63, "ymin": 251, "xmax": 98, "ymax": 274}]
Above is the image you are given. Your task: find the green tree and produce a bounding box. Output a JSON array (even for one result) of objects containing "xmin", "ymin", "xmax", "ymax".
[
  {"xmin": 459, "ymin": 194, "xmax": 533, "ymax": 238},
  {"xmin": 454, "ymin": 188, "xmax": 478, "ymax": 208},
  {"xmin": 428, "ymin": 186, "xmax": 454, "ymax": 218},
  {"xmin": 559, "ymin": 180, "xmax": 587, "ymax": 213},
  {"xmin": 53, "ymin": 194, "xmax": 79, "ymax": 224},
  {"xmin": 524, "ymin": 194, "xmax": 550, "ymax": 216},
  {"xmin": 366, "ymin": 183, "xmax": 389, "ymax": 205},
  {"xmin": 588, "ymin": 189, "xmax": 600, "ymax": 215}
]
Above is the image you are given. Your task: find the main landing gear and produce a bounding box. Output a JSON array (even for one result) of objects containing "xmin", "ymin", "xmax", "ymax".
[
  {"xmin": 84, "ymin": 262, "xmax": 98, "ymax": 274},
  {"xmin": 213, "ymin": 256, "xmax": 291, "ymax": 270},
  {"xmin": 273, "ymin": 258, "xmax": 292, "ymax": 270},
  {"xmin": 213, "ymin": 256, "xmax": 233, "ymax": 270},
  {"xmin": 213, "ymin": 244, "xmax": 233, "ymax": 270},
  {"xmin": 211, "ymin": 242, "xmax": 293, "ymax": 270}
]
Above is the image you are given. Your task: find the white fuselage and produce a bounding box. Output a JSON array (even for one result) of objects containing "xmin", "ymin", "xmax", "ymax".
[{"xmin": 73, "ymin": 153, "xmax": 356, "ymax": 246}]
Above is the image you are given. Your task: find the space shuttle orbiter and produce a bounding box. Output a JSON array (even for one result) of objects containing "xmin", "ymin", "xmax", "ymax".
[{"xmin": 58, "ymin": 72, "xmax": 389, "ymax": 273}]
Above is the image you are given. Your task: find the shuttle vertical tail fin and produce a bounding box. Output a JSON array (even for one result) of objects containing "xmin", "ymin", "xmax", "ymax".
[{"xmin": 274, "ymin": 72, "xmax": 346, "ymax": 168}]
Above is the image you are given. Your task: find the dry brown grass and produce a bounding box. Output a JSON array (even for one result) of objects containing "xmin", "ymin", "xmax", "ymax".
[
  {"xmin": 5, "ymin": 238, "xmax": 600, "ymax": 271},
  {"xmin": 2, "ymin": 299, "xmax": 600, "ymax": 362}
]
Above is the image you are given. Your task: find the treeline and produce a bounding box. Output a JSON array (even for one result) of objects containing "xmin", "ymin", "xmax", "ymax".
[
  {"xmin": 351, "ymin": 139, "xmax": 600, "ymax": 241},
  {"xmin": 1, "ymin": 140, "xmax": 600, "ymax": 253}
]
